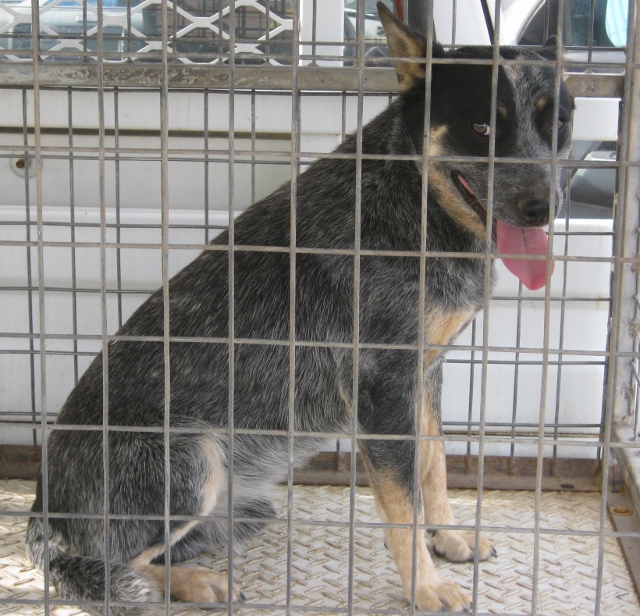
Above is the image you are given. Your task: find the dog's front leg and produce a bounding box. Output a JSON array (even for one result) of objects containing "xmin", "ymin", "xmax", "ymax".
[
  {"xmin": 421, "ymin": 362, "xmax": 496, "ymax": 563},
  {"xmin": 361, "ymin": 441, "xmax": 472, "ymax": 613}
]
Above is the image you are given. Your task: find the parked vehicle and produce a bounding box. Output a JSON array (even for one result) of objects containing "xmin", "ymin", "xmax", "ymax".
[
  {"xmin": 0, "ymin": 0, "xmax": 626, "ymax": 216},
  {"xmin": 514, "ymin": 0, "xmax": 625, "ymax": 217},
  {"xmin": 0, "ymin": 0, "xmax": 147, "ymax": 58}
]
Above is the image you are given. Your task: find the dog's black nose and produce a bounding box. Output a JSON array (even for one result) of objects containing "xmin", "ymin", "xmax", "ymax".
[{"xmin": 521, "ymin": 199, "xmax": 551, "ymax": 225}]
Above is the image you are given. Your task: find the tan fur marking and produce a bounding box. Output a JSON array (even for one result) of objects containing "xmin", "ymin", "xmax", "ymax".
[
  {"xmin": 363, "ymin": 465, "xmax": 471, "ymax": 611},
  {"xmin": 498, "ymin": 104, "xmax": 508, "ymax": 118},
  {"xmin": 130, "ymin": 436, "xmax": 225, "ymax": 569},
  {"xmin": 425, "ymin": 308, "xmax": 474, "ymax": 365},
  {"xmin": 420, "ymin": 388, "xmax": 455, "ymax": 531},
  {"xmin": 129, "ymin": 520, "xmax": 199, "ymax": 568},
  {"xmin": 199, "ymin": 435, "xmax": 226, "ymax": 517},
  {"xmin": 420, "ymin": 390, "xmax": 495, "ymax": 563},
  {"xmin": 537, "ymin": 96, "xmax": 550, "ymax": 112},
  {"xmin": 378, "ymin": 3, "xmax": 426, "ymax": 93},
  {"xmin": 367, "ymin": 472, "xmax": 437, "ymax": 592},
  {"xmin": 338, "ymin": 386, "xmax": 353, "ymax": 416},
  {"xmin": 130, "ymin": 437, "xmax": 238, "ymax": 606},
  {"xmin": 419, "ymin": 308, "xmax": 474, "ymax": 553},
  {"xmin": 426, "ymin": 125, "xmax": 447, "ymax": 159},
  {"xmin": 396, "ymin": 62, "xmax": 426, "ymax": 94},
  {"xmin": 428, "ymin": 168, "xmax": 487, "ymax": 239},
  {"xmin": 137, "ymin": 564, "xmax": 239, "ymax": 603}
]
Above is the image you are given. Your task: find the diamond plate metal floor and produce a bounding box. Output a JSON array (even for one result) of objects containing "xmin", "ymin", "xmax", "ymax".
[{"xmin": 1, "ymin": 479, "xmax": 638, "ymax": 616}]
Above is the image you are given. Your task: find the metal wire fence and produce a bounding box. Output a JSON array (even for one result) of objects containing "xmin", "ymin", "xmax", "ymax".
[{"xmin": 0, "ymin": 0, "xmax": 639, "ymax": 615}]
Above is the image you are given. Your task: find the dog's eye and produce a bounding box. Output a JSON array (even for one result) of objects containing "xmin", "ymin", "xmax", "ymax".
[
  {"xmin": 472, "ymin": 123, "xmax": 491, "ymax": 136},
  {"xmin": 549, "ymin": 119, "xmax": 565, "ymax": 133}
]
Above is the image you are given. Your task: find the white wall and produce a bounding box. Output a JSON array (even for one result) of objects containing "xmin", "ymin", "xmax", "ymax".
[{"xmin": 0, "ymin": 88, "xmax": 613, "ymax": 458}]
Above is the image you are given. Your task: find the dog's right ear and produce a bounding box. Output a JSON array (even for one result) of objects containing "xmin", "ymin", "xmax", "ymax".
[
  {"xmin": 377, "ymin": 2, "xmax": 444, "ymax": 93},
  {"xmin": 538, "ymin": 35, "xmax": 559, "ymax": 60}
]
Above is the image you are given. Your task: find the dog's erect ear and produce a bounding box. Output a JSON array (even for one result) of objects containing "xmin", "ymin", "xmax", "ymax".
[
  {"xmin": 538, "ymin": 35, "xmax": 559, "ymax": 60},
  {"xmin": 377, "ymin": 1, "xmax": 443, "ymax": 93}
]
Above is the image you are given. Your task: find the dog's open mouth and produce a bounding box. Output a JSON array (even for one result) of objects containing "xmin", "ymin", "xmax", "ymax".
[
  {"xmin": 452, "ymin": 172, "xmax": 491, "ymax": 230},
  {"xmin": 452, "ymin": 171, "xmax": 554, "ymax": 291}
]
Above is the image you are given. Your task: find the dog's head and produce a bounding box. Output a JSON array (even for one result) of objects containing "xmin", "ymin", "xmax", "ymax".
[{"xmin": 378, "ymin": 3, "xmax": 574, "ymax": 290}]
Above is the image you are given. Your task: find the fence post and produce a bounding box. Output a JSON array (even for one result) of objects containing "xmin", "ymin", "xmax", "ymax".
[{"xmin": 609, "ymin": 0, "xmax": 640, "ymax": 502}]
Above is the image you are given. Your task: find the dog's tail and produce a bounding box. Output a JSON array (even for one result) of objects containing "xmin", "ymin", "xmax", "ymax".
[{"xmin": 26, "ymin": 516, "xmax": 159, "ymax": 616}]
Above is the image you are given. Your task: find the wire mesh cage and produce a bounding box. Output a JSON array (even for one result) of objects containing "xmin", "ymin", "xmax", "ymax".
[{"xmin": 0, "ymin": 0, "xmax": 639, "ymax": 615}]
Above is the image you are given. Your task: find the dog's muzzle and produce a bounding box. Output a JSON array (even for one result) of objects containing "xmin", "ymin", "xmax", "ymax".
[
  {"xmin": 520, "ymin": 198, "xmax": 553, "ymax": 226},
  {"xmin": 452, "ymin": 171, "xmax": 555, "ymax": 291}
]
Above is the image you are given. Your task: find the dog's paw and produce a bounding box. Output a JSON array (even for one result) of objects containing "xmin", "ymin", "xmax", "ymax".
[
  {"xmin": 169, "ymin": 567, "xmax": 244, "ymax": 604},
  {"xmin": 414, "ymin": 576, "xmax": 471, "ymax": 612},
  {"xmin": 432, "ymin": 529, "xmax": 496, "ymax": 563}
]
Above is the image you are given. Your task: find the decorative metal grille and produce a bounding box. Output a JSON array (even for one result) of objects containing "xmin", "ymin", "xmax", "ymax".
[{"xmin": 0, "ymin": 0, "xmax": 295, "ymax": 63}]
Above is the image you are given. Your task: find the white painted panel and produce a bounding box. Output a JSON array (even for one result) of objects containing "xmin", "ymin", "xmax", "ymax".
[
  {"xmin": 573, "ymin": 97, "xmax": 620, "ymax": 142},
  {"xmin": 1, "ymin": 205, "xmax": 612, "ymax": 455},
  {"xmin": 433, "ymin": 0, "xmax": 492, "ymax": 45},
  {"xmin": 300, "ymin": 0, "xmax": 344, "ymax": 66}
]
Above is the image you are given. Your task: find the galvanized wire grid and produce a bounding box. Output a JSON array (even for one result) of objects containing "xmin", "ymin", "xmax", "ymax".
[
  {"xmin": 2, "ymin": 479, "xmax": 640, "ymax": 616},
  {"xmin": 0, "ymin": 1, "xmax": 639, "ymax": 616}
]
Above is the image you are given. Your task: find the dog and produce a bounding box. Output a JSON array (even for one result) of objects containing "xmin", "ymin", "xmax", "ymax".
[{"xmin": 26, "ymin": 3, "xmax": 573, "ymax": 613}]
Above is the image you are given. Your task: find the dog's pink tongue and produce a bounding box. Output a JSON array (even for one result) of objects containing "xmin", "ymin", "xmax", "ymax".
[{"xmin": 495, "ymin": 220, "xmax": 554, "ymax": 290}]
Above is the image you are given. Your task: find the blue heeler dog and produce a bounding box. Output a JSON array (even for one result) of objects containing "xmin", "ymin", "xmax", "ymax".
[{"xmin": 27, "ymin": 3, "xmax": 572, "ymax": 613}]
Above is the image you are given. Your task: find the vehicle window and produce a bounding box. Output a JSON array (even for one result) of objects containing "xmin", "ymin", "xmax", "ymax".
[
  {"xmin": 344, "ymin": 0, "xmax": 393, "ymax": 14},
  {"xmin": 605, "ymin": 0, "xmax": 628, "ymax": 46},
  {"xmin": 343, "ymin": 0, "xmax": 394, "ymax": 61},
  {"xmin": 519, "ymin": 0, "xmax": 628, "ymax": 48},
  {"xmin": 0, "ymin": 0, "xmax": 402, "ymax": 65}
]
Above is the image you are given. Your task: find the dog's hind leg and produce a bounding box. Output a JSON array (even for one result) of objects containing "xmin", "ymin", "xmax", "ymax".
[
  {"xmin": 26, "ymin": 515, "xmax": 160, "ymax": 616},
  {"xmin": 159, "ymin": 495, "xmax": 277, "ymax": 560},
  {"xmin": 233, "ymin": 496, "xmax": 277, "ymax": 543},
  {"xmin": 127, "ymin": 433, "xmax": 244, "ymax": 605},
  {"xmin": 27, "ymin": 425, "xmax": 235, "ymax": 616},
  {"xmin": 151, "ymin": 522, "xmax": 213, "ymax": 564},
  {"xmin": 421, "ymin": 363, "xmax": 496, "ymax": 563},
  {"xmin": 130, "ymin": 525, "xmax": 243, "ymax": 606},
  {"xmin": 134, "ymin": 563, "xmax": 243, "ymax": 605}
]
